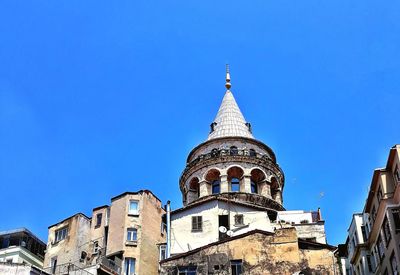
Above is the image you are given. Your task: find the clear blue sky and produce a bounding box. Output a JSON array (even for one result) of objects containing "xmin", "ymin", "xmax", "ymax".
[{"xmin": 1, "ymin": 1, "xmax": 399, "ymax": 246}]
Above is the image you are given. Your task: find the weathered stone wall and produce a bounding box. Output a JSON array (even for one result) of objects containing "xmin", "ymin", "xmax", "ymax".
[
  {"xmin": 162, "ymin": 228, "xmax": 337, "ymax": 275},
  {"xmin": 44, "ymin": 214, "xmax": 91, "ymax": 268}
]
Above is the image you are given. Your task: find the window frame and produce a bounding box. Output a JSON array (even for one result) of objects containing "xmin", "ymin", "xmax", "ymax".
[
  {"xmin": 234, "ymin": 214, "xmax": 244, "ymax": 226},
  {"xmin": 212, "ymin": 180, "xmax": 221, "ymax": 194},
  {"xmin": 251, "ymin": 180, "xmax": 258, "ymax": 194},
  {"xmin": 191, "ymin": 216, "xmax": 203, "ymax": 232},
  {"xmin": 128, "ymin": 200, "xmax": 139, "ymax": 215},
  {"xmin": 231, "ymin": 259, "xmax": 243, "ymax": 275},
  {"xmin": 178, "ymin": 266, "xmax": 197, "ymax": 275},
  {"xmin": 95, "ymin": 213, "xmax": 102, "ymax": 228},
  {"xmin": 55, "ymin": 227, "xmax": 68, "ymax": 243},
  {"xmin": 124, "ymin": 257, "xmax": 136, "ymax": 275},
  {"xmin": 127, "ymin": 228, "xmax": 138, "ymax": 242}
]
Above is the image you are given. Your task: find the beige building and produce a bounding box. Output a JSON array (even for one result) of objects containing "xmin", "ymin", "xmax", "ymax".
[
  {"xmin": 161, "ymin": 67, "xmax": 336, "ymax": 274},
  {"xmin": 44, "ymin": 190, "xmax": 165, "ymax": 275},
  {"xmin": 341, "ymin": 145, "xmax": 400, "ymax": 275}
]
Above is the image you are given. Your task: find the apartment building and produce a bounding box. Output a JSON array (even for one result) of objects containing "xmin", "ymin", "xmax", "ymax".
[
  {"xmin": 0, "ymin": 228, "xmax": 46, "ymax": 269},
  {"xmin": 44, "ymin": 190, "xmax": 165, "ymax": 275},
  {"xmin": 341, "ymin": 145, "xmax": 400, "ymax": 275}
]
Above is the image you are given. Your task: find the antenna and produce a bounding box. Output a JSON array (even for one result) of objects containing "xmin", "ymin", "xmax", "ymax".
[{"xmin": 226, "ymin": 230, "xmax": 234, "ymax": 237}]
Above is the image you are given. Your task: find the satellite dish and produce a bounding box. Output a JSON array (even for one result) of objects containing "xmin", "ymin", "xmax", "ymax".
[
  {"xmin": 219, "ymin": 226, "xmax": 227, "ymax": 233},
  {"xmin": 226, "ymin": 230, "xmax": 234, "ymax": 237}
]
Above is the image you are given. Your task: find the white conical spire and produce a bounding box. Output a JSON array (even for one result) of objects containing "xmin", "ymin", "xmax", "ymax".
[{"xmin": 207, "ymin": 66, "xmax": 254, "ymax": 140}]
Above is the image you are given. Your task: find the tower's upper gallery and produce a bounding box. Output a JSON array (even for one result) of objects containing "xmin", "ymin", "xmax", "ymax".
[{"xmin": 207, "ymin": 66, "xmax": 254, "ymax": 141}]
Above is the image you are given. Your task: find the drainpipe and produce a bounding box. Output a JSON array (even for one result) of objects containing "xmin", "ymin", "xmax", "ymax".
[{"xmin": 166, "ymin": 200, "xmax": 171, "ymax": 258}]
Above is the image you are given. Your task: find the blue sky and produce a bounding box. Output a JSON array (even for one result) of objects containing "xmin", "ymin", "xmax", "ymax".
[{"xmin": 0, "ymin": 1, "xmax": 399, "ymax": 245}]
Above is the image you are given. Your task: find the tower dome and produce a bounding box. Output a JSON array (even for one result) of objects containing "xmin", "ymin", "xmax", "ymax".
[{"xmin": 179, "ymin": 67, "xmax": 285, "ymax": 212}]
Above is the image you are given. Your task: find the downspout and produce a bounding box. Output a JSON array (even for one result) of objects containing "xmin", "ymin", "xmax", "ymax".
[{"xmin": 166, "ymin": 200, "xmax": 171, "ymax": 258}]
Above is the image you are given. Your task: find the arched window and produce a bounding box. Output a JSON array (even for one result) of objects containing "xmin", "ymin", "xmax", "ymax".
[
  {"xmin": 249, "ymin": 149, "xmax": 256, "ymax": 157},
  {"xmin": 212, "ymin": 180, "xmax": 220, "ymax": 194},
  {"xmin": 251, "ymin": 180, "xmax": 258, "ymax": 194},
  {"xmin": 230, "ymin": 146, "xmax": 238, "ymax": 156},
  {"xmin": 230, "ymin": 177, "xmax": 240, "ymax": 192},
  {"xmin": 211, "ymin": 148, "xmax": 219, "ymax": 157}
]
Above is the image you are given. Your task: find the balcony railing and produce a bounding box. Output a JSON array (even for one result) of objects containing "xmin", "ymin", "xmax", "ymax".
[{"xmin": 43, "ymin": 263, "xmax": 93, "ymax": 275}]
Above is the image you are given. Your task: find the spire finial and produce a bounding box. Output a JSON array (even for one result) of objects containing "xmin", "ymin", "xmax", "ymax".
[{"xmin": 225, "ymin": 64, "xmax": 231, "ymax": 90}]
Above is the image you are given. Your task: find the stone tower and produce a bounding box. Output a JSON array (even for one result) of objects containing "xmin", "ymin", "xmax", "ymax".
[{"xmin": 179, "ymin": 66, "xmax": 285, "ymax": 213}]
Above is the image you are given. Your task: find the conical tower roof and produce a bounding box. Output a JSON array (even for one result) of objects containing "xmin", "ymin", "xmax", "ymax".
[{"xmin": 207, "ymin": 70, "xmax": 254, "ymax": 140}]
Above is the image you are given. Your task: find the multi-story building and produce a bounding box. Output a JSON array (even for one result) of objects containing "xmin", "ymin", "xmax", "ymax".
[
  {"xmin": 0, "ymin": 228, "xmax": 46, "ymax": 273},
  {"xmin": 44, "ymin": 190, "xmax": 165, "ymax": 275},
  {"xmin": 341, "ymin": 145, "xmax": 400, "ymax": 275},
  {"xmin": 160, "ymin": 68, "xmax": 337, "ymax": 274}
]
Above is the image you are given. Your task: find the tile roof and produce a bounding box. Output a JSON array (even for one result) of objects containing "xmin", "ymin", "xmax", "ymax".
[{"xmin": 207, "ymin": 90, "xmax": 254, "ymax": 140}]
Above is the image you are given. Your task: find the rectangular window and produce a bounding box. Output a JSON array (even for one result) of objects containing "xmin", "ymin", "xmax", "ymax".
[
  {"xmin": 191, "ymin": 216, "xmax": 202, "ymax": 232},
  {"xmin": 371, "ymin": 206, "xmax": 377, "ymax": 222},
  {"xmin": 383, "ymin": 217, "xmax": 392, "ymax": 244},
  {"xmin": 231, "ymin": 260, "xmax": 243, "ymax": 275},
  {"xmin": 395, "ymin": 164, "xmax": 400, "ymax": 182},
  {"xmin": 127, "ymin": 228, "xmax": 137, "ymax": 241},
  {"xmin": 366, "ymin": 255, "xmax": 373, "ymax": 272},
  {"xmin": 95, "ymin": 213, "xmax": 102, "ymax": 228},
  {"xmin": 50, "ymin": 257, "xmax": 57, "ymax": 274},
  {"xmin": 234, "ymin": 214, "xmax": 244, "ymax": 226},
  {"xmin": 93, "ymin": 241, "xmax": 99, "ymax": 254},
  {"xmin": 377, "ymin": 235, "xmax": 385, "ymax": 260},
  {"xmin": 55, "ymin": 227, "xmax": 68, "ymax": 242},
  {"xmin": 391, "ymin": 251, "xmax": 398, "ymax": 275},
  {"xmin": 129, "ymin": 201, "xmax": 139, "ymax": 215},
  {"xmin": 159, "ymin": 245, "xmax": 166, "ymax": 261},
  {"xmin": 361, "ymin": 225, "xmax": 368, "ymax": 243},
  {"xmin": 393, "ymin": 209, "xmax": 400, "ymax": 232},
  {"xmin": 124, "ymin": 258, "xmax": 135, "ymax": 275},
  {"xmin": 377, "ymin": 185, "xmax": 383, "ymax": 202},
  {"xmin": 178, "ymin": 266, "xmax": 197, "ymax": 275}
]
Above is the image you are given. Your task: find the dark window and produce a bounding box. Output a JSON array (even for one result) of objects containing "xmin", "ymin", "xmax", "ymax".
[
  {"xmin": 231, "ymin": 260, "xmax": 243, "ymax": 275},
  {"xmin": 361, "ymin": 225, "xmax": 368, "ymax": 243},
  {"xmin": 366, "ymin": 255, "xmax": 373, "ymax": 272},
  {"xmin": 55, "ymin": 227, "xmax": 68, "ymax": 242},
  {"xmin": 383, "ymin": 217, "xmax": 392, "ymax": 244},
  {"xmin": 231, "ymin": 178, "xmax": 240, "ymax": 192},
  {"xmin": 377, "ymin": 235, "xmax": 385, "ymax": 260},
  {"xmin": 159, "ymin": 245, "xmax": 166, "ymax": 261},
  {"xmin": 192, "ymin": 216, "xmax": 202, "ymax": 232},
  {"xmin": 377, "ymin": 185, "xmax": 383, "ymax": 202},
  {"xmin": 230, "ymin": 146, "xmax": 238, "ymax": 156},
  {"xmin": 95, "ymin": 213, "xmax": 102, "ymax": 228},
  {"xmin": 372, "ymin": 206, "xmax": 377, "ymax": 222},
  {"xmin": 392, "ymin": 209, "xmax": 400, "ymax": 232},
  {"xmin": 212, "ymin": 180, "xmax": 220, "ymax": 194},
  {"xmin": 390, "ymin": 251, "xmax": 398, "ymax": 275},
  {"xmin": 251, "ymin": 180, "xmax": 258, "ymax": 194},
  {"xmin": 211, "ymin": 148, "xmax": 219, "ymax": 157},
  {"xmin": 178, "ymin": 266, "xmax": 197, "ymax": 275},
  {"xmin": 234, "ymin": 214, "xmax": 244, "ymax": 225},
  {"xmin": 249, "ymin": 149, "xmax": 256, "ymax": 157},
  {"xmin": 219, "ymin": 215, "xmax": 229, "ymax": 240},
  {"xmin": 93, "ymin": 241, "xmax": 99, "ymax": 253},
  {"xmin": 395, "ymin": 164, "xmax": 400, "ymax": 182},
  {"xmin": 51, "ymin": 257, "xmax": 57, "ymax": 274}
]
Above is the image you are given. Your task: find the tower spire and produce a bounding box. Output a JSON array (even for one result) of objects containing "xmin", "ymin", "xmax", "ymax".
[{"xmin": 225, "ymin": 64, "xmax": 231, "ymax": 90}]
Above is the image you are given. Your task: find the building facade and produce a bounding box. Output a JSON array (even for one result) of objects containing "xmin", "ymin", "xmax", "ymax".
[
  {"xmin": 341, "ymin": 145, "xmax": 400, "ymax": 275},
  {"xmin": 0, "ymin": 228, "xmax": 46, "ymax": 273},
  {"xmin": 44, "ymin": 190, "xmax": 165, "ymax": 275},
  {"xmin": 161, "ymin": 68, "xmax": 336, "ymax": 274}
]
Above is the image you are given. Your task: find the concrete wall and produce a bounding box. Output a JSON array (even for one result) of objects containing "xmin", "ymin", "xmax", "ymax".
[{"xmin": 170, "ymin": 200, "xmax": 274, "ymax": 254}]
